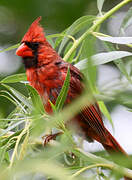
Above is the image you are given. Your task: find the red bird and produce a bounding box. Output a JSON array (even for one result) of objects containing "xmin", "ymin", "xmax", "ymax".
[{"xmin": 16, "ymin": 17, "xmax": 129, "ymax": 166}]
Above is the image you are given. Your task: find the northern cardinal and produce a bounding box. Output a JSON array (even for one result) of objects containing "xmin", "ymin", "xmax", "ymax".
[{"xmin": 16, "ymin": 17, "xmax": 131, "ymax": 179}]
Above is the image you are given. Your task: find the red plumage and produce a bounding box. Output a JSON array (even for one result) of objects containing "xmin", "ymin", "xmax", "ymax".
[{"xmin": 16, "ymin": 18, "xmax": 130, "ymax": 175}]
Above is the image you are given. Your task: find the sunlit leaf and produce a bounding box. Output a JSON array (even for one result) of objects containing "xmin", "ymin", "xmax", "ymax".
[
  {"xmin": 49, "ymin": 100, "xmax": 57, "ymax": 113},
  {"xmin": 97, "ymin": 0, "xmax": 105, "ymax": 15}
]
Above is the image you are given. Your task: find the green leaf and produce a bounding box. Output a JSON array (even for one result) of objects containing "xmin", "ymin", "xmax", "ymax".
[
  {"xmin": 98, "ymin": 101, "xmax": 114, "ymax": 129},
  {"xmin": 55, "ymin": 68, "xmax": 70, "ymax": 111},
  {"xmin": 119, "ymin": 7, "xmax": 132, "ymax": 34},
  {"xmin": 0, "ymin": 94, "xmax": 17, "ymax": 106},
  {"xmin": 80, "ymin": 35, "xmax": 97, "ymax": 92},
  {"xmin": 0, "ymin": 120, "xmax": 25, "ymax": 137},
  {"xmin": 92, "ymin": 51, "xmax": 132, "ymax": 65},
  {"xmin": 55, "ymin": 29, "xmax": 67, "ymax": 48},
  {"xmin": 97, "ymin": 0, "xmax": 105, "ymax": 15},
  {"xmin": 0, "ymin": 73, "xmax": 27, "ymax": 83},
  {"xmin": 58, "ymin": 15, "xmax": 95, "ymax": 54},
  {"xmin": 0, "ymin": 129, "xmax": 23, "ymax": 148},
  {"xmin": 1, "ymin": 90, "xmax": 28, "ymax": 113},
  {"xmin": 49, "ymin": 100, "xmax": 57, "ymax": 113},
  {"xmin": 47, "ymin": 38, "xmax": 55, "ymax": 49},
  {"xmin": 26, "ymin": 85, "xmax": 45, "ymax": 114},
  {"xmin": 2, "ymin": 84, "xmax": 32, "ymax": 110},
  {"xmin": 116, "ymin": 91, "xmax": 132, "ymax": 109},
  {"xmin": 103, "ymin": 41, "xmax": 132, "ymax": 83},
  {"xmin": 115, "ymin": 59, "xmax": 132, "ymax": 82},
  {"xmin": 0, "ymin": 43, "xmax": 20, "ymax": 53},
  {"xmin": 47, "ymin": 31, "xmax": 67, "ymax": 49},
  {"xmin": 75, "ymin": 51, "xmax": 132, "ymax": 68}
]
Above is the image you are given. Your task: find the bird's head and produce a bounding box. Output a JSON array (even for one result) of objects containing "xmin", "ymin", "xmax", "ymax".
[{"xmin": 16, "ymin": 17, "xmax": 50, "ymax": 68}]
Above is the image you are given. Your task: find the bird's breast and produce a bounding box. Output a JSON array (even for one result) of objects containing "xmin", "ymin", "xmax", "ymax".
[{"xmin": 25, "ymin": 65, "xmax": 63, "ymax": 112}]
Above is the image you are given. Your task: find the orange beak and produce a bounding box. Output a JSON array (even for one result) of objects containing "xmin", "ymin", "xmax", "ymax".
[{"xmin": 16, "ymin": 43, "xmax": 33, "ymax": 57}]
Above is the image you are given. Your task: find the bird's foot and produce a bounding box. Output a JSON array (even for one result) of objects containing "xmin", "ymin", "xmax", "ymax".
[{"xmin": 42, "ymin": 132, "xmax": 62, "ymax": 146}]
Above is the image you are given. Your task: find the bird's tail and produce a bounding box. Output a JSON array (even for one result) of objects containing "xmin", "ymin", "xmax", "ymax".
[{"xmin": 102, "ymin": 128, "xmax": 127, "ymax": 156}]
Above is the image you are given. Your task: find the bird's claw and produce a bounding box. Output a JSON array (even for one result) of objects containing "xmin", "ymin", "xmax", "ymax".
[{"xmin": 42, "ymin": 132, "xmax": 62, "ymax": 146}]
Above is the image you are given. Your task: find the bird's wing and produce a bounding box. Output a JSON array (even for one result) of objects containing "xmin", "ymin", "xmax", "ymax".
[{"xmin": 59, "ymin": 62, "xmax": 107, "ymax": 140}]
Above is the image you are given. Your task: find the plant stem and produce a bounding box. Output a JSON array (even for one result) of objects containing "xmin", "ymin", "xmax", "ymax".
[
  {"xmin": 64, "ymin": 0, "xmax": 132, "ymax": 61},
  {"xmin": 71, "ymin": 163, "xmax": 113, "ymax": 178},
  {"xmin": 9, "ymin": 121, "xmax": 30, "ymax": 168},
  {"xmin": 73, "ymin": 148, "xmax": 132, "ymax": 179}
]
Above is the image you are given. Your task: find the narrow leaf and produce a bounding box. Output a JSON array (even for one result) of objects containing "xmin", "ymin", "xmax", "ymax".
[
  {"xmin": 92, "ymin": 51, "xmax": 132, "ymax": 65},
  {"xmin": 2, "ymin": 84, "xmax": 32, "ymax": 109},
  {"xmin": 75, "ymin": 51, "xmax": 132, "ymax": 68},
  {"xmin": 103, "ymin": 41, "xmax": 132, "ymax": 83},
  {"xmin": 0, "ymin": 120, "xmax": 25, "ymax": 137},
  {"xmin": 55, "ymin": 68, "xmax": 70, "ymax": 111},
  {"xmin": 26, "ymin": 85, "xmax": 45, "ymax": 114},
  {"xmin": 49, "ymin": 100, "xmax": 57, "ymax": 113},
  {"xmin": 0, "ymin": 44, "xmax": 20, "ymax": 53},
  {"xmin": 120, "ymin": 7, "xmax": 132, "ymax": 34},
  {"xmin": 98, "ymin": 101, "xmax": 114, "ymax": 129},
  {"xmin": 75, "ymin": 59, "xmax": 87, "ymax": 70},
  {"xmin": 0, "ymin": 73, "xmax": 27, "ymax": 83},
  {"xmin": 97, "ymin": 36, "xmax": 132, "ymax": 44},
  {"xmin": 0, "ymin": 94, "xmax": 17, "ymax": 106},
  {"xmin": 97, "ymin": 0, "xmax": 105, "ymax": 15},
  {"xmin": 19, "ymin": 129, "xmax": 29, "ymax": 160},
  {"xmin": 58, "ymin": 16, "xmax": 95, "ymax": 54}
]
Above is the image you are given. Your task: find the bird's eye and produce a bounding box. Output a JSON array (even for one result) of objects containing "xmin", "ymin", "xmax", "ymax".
[
  {"xmin": 24, "ymin": 41, "xmax": 39, "ymax": 50},
  {"xmin": 24, "ymin": 41, "xmax": 32, "ymax": 47}
]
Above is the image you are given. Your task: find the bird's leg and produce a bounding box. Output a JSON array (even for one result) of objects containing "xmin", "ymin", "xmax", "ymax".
[{"xmin": 43, "ymin": 132, "xmax": 63, "ymax": 146}]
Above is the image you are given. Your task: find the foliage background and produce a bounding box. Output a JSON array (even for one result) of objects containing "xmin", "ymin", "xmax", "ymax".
[{"xmin": 0, "ymin": 0, "xmax": 132, "ymax": 179}]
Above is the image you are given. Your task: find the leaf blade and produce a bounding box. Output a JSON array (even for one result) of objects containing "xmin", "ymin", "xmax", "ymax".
[
  {"xmin": 97, "ymin": 36, "xmax": 132, "ymax": 44},
  {"xmin": 0, "ymin": 73, "xmax": 27, "ymax": 83},
  {"xmin": 97, "ymin": 0, "xmax": 105, "ymax": 15},
  {"xmin": 55, "ymin": 68, "xmax": 70, "ymax": 111}
]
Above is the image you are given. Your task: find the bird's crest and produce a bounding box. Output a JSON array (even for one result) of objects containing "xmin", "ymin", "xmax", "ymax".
[{"xmin": 22, "ymin": 16, "xmax": 46, "ymax": 43}]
